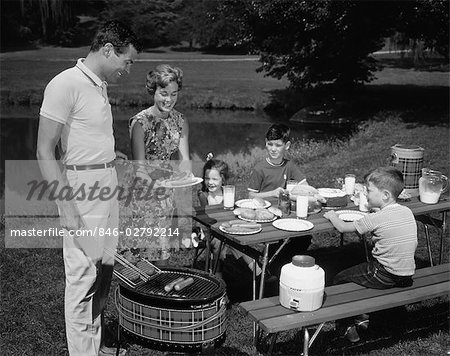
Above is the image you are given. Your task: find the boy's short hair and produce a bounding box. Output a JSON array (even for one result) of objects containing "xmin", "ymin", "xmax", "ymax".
[
  {"xmin": 365, "ymin": 167, "xmax": 404, "ymax": 198},
  {"xmin": 90, "ymin": 20, "xmax": 141, "ymax": 54},
  {"xmin": 266, "ymin": 124, "xmax": 291, "ymax": 143}
]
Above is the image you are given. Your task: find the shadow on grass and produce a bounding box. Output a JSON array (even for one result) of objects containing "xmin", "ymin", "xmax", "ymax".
[{"xmin": 264, "ymin": 298, "xmax": 449, "ymax": 355}]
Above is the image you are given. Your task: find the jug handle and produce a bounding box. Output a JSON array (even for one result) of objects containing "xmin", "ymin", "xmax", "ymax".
[{"xmin": 441, "ymin": 174, "xmax": 449, "ymax": 194}]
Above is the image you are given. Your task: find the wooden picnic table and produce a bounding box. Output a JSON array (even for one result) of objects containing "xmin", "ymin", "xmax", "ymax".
[{"xmin": 192, "ymin": 195, "xmax": 449, "ymax": 300}]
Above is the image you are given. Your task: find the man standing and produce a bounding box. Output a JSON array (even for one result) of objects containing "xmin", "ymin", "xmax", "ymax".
[{"xmin": 37, "ymin": 21, "xmax": 140, "ymax": 356}]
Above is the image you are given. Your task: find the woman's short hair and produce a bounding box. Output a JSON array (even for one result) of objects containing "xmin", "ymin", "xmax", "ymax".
[
  {"xmin": 145, "ymin": 64, "xmax": 183, "ymax": 95},
  {"xmin": 365, "ymin": 167, "xmax": 404, "ymax": 198}
]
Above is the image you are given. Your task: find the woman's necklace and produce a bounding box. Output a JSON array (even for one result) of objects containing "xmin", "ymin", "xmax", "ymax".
[{"xmin": 266, "ymin": 157, "xmax": 285, "ymax": 167}]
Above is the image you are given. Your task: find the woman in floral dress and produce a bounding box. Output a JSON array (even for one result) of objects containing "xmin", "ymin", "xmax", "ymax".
[{"xmin": 120, "ymin": 64, "xmax": 190, "ymax": 263}]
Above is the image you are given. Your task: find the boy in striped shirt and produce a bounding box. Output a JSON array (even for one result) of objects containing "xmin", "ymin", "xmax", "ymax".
[{"xmin": 324, "ymin": 166, "xmax": 417, "ymax": 342}]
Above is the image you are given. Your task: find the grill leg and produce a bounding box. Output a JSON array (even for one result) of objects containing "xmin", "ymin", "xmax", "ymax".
[{"xmin": 116, "ymin": 324, "xmax": 121, "ymax": 356}]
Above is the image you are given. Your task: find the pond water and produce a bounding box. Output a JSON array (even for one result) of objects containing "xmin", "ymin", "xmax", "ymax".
[{"xmin": 1, "ymin": 106, "xmax": 355, "ymax": 162}]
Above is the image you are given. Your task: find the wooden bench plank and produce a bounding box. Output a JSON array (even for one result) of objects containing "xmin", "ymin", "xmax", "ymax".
[
  {"xmin": 240, "ymin": 264, "xmax": 449, "ymax": 313},
  {"xmin": 245, "ymin": 271, "xmax": 449, "ymax": 322},
  {"xmin": 261, "ymin": 282, "xmax": 449, "ymax": 333}
]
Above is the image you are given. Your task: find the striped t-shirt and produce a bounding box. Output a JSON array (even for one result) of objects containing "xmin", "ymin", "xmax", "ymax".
[{"xmin": 354, "ymin": 203, "xmax": 417, "ymax": 276}]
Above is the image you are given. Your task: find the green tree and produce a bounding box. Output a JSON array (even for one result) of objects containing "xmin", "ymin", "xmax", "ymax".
[
  {"xmin": 100, "ymin": 0, "xmax": 183, "ymax": 48},
  {"xmin": 224, "ymin": 0, "xmax": 398, "ymax": 90}
]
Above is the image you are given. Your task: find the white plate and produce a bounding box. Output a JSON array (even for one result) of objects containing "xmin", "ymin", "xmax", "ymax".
[
  {"xmin": 336, "ymin": 210, "xmax": 367, "ymax": 222},
  {"xmin": 272, "ymin": 218, "xmax": 314, "ymax": 232},
  {"xmin": 219, "ymin": 225, "xmax": 262, "ymax": 235},
  {"xmin": 317, "ymin": 188, "xmax": 347, "ymax": 198},
  {"xmin": 160, "ymin": 177, "xmax": 203, "ymax": 188},
  {"xmin": 238, "ymin": 215, "xmax": 277, "ymax": 223},
  {"xmin": 235, "ymin": 199, "xmax": 271, "ymax": 209}
]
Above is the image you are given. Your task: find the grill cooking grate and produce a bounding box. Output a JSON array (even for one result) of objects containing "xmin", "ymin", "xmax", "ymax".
[{"xmin": 130, "ymin": 270, "xmax": 221, "ymax": 300}]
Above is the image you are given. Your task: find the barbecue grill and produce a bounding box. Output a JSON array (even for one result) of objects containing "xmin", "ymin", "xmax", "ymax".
[{"xmin": 115, "ymin": 266, "xmax": 227, "ymax": 353}]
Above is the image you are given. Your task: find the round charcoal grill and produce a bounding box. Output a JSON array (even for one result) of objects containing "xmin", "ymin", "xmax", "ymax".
[{"xmin": 115, "ymin": 267, "xmax": 227, "ymax": 353}]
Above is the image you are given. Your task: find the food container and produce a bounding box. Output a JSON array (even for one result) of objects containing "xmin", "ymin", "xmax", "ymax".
[
  {"xmin": 278, "ymin": 191, "xmax": 291, "ymax": 216},
  {"xmin": 390, "ymin": 144, "xmax": 424, "ymax": 197},
  {"xmin": 279, "ymin": 255, "xmax": 325, "ymax": 312}
]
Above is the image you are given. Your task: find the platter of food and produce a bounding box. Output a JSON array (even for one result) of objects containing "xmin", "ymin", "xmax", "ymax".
[
  {"xmin": 235, "ymin": 198, "xmax": 271, "ymax": 209},
  {"xmin": 219, "ymin": 220, "xmax": 262, "ymax": 235},
  {"xmin": 317, "ymin": 188, "xmax": 347, "ymax": 198},
  {"xmin": 272, "ymin": 218, "xmax": 314, "ymax": 232},
  {"xmin": 336, "ymin": 210, "xmax": 367, "ymax": 222},
  {"xmin": 160, "ymin": 172, "xmax": 203, "ymax": 188}
]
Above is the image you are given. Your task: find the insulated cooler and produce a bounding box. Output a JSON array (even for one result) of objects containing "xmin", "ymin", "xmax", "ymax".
[{"xmin": 279, "ymin": 255, "xmax": 325, "ymax": 312}]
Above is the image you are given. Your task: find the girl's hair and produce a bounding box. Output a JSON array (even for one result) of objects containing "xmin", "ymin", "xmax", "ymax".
[
  {"xmin": 145, "ymin": 64, "xmax": 183, "ymax": 95},
  {"xmin": 364, "ymin": 166, "xmax": 404, "ymax": 198},
  {"xmin": 266, "ymin": 124, "xmax": 290, "ymax": 143},
  {"xmin": 201, "ymin": 159, "xmax": 230, "ymax": 192}
]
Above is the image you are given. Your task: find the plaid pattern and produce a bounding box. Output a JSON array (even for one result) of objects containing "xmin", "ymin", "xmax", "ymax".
[
  {"xmin": 117, "ymin": 291, "xmax": 227, "ymax": 344},
  {"xmin": 391, "ymin": 157, "xmax": 423, "ymax": 190}
]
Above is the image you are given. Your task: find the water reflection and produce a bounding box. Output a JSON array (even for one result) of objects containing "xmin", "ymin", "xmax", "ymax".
[{"xmin": 1, "ymin": 106, "xmax": 354, "ymax": 161}]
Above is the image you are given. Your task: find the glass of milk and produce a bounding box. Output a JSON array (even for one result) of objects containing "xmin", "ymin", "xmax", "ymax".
[
  {"xmin": 223, "ymin": 185, "xmax": 235, "ymax": 210},
  {"xmin": 344, "ymin": 174, "xmax": 356, "ymax": 196}
]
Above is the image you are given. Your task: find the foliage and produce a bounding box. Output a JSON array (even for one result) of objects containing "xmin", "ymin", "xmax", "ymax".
[
  {"xmin": 99, "ymin": 0, "xmax": 183, "ymax": 49},
  {"xmin": 220, "ymin": 0, "xmax": 449, "ymax": 91}
]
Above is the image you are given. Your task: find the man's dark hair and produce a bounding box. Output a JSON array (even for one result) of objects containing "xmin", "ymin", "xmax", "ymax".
[
  {"xmin": 91, "ymin": 20, "xmax": 141, "ymax": 54},
  {"xmin": 266, "ymin": 124, "xmax": 291, "ymax": 143}
]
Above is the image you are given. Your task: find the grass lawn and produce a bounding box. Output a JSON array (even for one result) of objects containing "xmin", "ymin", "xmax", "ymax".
[
  {"xmin": 1, "ymin": 46, "xmax": 449, "ymax": 355},
  {"xmin": 1, "ymin": 116, "xmax": 449, "ymax": 356}
]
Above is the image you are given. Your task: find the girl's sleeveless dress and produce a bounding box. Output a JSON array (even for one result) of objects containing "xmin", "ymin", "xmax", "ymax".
[{"xmin": 119, "ymin": 108, "xmax": 185, "ymax": 261}]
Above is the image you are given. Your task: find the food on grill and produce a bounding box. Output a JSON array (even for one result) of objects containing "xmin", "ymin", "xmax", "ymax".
[
  {"xmin": 120, "ymin": 267, "xmax": 141, "ymax": 283},
  {"xmin": 268, "ymin": 206, "xmax": 283, "ymax": 217},
  {"xmin": 255, "ymin": 208, "xmax": 274, "ymax": 220},
  {"xmin": 164, "ymin": 277, "xmax": 185, "ymax": 292},
  {"xmin": 174, "ymin": 277, "xmax": 194, "ymax": 291},
  {"xmin": 136, "ymin": 260, "xmax": 156, "ymax": 276}
]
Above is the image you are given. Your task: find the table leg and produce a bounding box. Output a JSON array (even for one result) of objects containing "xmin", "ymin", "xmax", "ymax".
[
  {"xmin": 212, "ymin": 240, "xmax": 224, "ymax": 274},
  {"xmin": 205, "ymin": 232, "xmax": 211, "ymax": 272},
  {"xmin": 439, "ymin": 211, "xmax": 447, "ymax": 264},
  {"xmin": 268, "ymin": 238, "xmax": 291, "ymax": 266},
  {"xmin": 258, "ymin": 244, "xmax": 270, "ymax": 299}
]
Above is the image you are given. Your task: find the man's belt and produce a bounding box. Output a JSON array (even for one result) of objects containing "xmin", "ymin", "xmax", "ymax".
[{"xmin": 65, "ymin": 160, "xmax": 115, "ymax": 171}]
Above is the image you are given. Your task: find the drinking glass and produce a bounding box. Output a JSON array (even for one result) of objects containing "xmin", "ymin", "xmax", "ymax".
[
  {"xmin": 296, "ymin": 195, "xmax": 308, "ymax": 219},
  {"xmin": 223, "ymin": 185, "xmax": 235, "ymax": 210},
  {"xmin": 344, "ymin": 174, "xmax": 356, "ymax": 196}
]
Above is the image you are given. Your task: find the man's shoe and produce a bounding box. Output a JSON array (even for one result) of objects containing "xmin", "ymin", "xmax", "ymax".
[
  {"xmin": 99, "ymin": 346, "xmax": 127, "ymax": 356},
  {"xmin": 343, "ymin": 325, "xmax": 360, "ymax": 343}
]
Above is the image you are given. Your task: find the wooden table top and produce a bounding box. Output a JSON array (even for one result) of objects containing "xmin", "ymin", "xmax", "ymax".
[{"xmin": 192, "ymin": 196, "xmax": 450, "ymax": 247}]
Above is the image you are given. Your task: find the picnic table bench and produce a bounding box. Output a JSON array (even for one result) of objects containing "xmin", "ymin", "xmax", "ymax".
[{"xmin": 239, "ymin": 263, "xmax": 450, "ymax": 355}]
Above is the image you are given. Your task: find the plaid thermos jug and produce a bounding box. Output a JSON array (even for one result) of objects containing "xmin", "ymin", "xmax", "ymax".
[{"xmin": 390, "ymin": 144, "xmax": 424, "ymax": 197}]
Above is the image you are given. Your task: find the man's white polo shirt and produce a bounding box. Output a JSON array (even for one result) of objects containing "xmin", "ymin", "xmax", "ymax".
[{"xmin": 40, "ymin": 58, "xmax": 115, "ymax": 165}]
